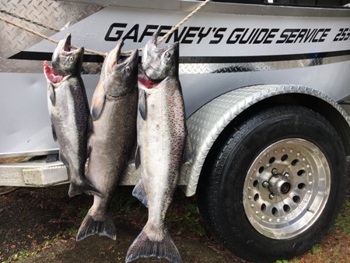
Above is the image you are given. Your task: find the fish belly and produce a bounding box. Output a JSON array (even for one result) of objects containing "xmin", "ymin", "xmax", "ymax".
[
  {"xmin": 139, "ymin": 81, "xmax": 186, "ymax": 229},
  {"xmin": 87, "ymin": 92, "xmax": 137, "ymax": 200},
  {"xmin": 51, "ymin": 81, "xmax": 86, "ymax": 176}
]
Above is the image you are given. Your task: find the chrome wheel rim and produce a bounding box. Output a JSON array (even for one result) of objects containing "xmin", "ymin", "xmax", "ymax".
[{"xmin": 243, "ymin": 138, "xmax": 330, "ymax": 239}]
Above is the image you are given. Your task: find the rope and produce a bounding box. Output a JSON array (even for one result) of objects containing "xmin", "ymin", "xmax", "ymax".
[
  {"xmin": 0, "ymin": 15, "xmax": 59, "ymax": 44},
  {"xmin": 0, "ymin": 9, "xmax": 60, "ymax": 32},
  {"xmin": 0, "ymin": 15, "xmax": 105, "ymax": 57},
  {"xmin": 157, "ymin": 0, "xmax": 211, "ymax": 44},
  {"xmin": 0, "ymin": 0, "xmax": 211, "ymax": 57}
]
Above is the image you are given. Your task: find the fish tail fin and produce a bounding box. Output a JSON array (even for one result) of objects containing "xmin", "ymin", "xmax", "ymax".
[
  {"xmin": 126, "ymin": 228, "xmax": 182, "ymax": 263},
  {"xmin": 68, "ymin": 179, "xmax": 102, "ymax": 197},
  {"xmin": 76, "ymin": 210, "xmax": 116, "ymax": 241}
]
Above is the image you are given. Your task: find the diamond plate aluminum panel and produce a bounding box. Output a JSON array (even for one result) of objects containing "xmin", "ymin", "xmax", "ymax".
[
  {"xmin": 178, "ymin": 56, "xmax": 350, "ymax": 75},
  {"xmin": 0, "ymin": 0, "xmax": 102, "ymax": 73},
  {"xmin": 182, "ymin": 84, "xmax": 350, "ymax": 196}
]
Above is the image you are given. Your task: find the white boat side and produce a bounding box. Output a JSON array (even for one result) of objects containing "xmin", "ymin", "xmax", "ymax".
[{"xmin": 0, "ymin": 0, "xmax": 349, "ymax": 193}]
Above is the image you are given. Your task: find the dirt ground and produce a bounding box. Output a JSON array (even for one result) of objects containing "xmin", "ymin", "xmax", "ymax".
[
  {"xmin": 0, "ymin": 185, "xmax": 244, "ymax": 263},
  {"xmin": 0, "ymin": 185, "xmax": 350, "ymax": 263}
]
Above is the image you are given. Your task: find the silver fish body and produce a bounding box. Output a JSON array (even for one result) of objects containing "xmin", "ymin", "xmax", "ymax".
[
  {"xmin": 44, "ymin": 34, "xmax": 99, "ymax": 197},
  {"xmin": 76, "ymin": 40, "xmax": 139, "ymax": 241},
  {"xmin": 127, "ymin": 33, "xmax": 187, "ymax": 263}
]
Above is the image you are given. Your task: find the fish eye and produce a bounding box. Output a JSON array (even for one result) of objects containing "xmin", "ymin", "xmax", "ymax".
[
  {"xmin": 125, "ymin": 66, "xmax": 131, "ymax": 74},
  {"xmin": 164, "ymin": 52, "xmax": 171, "ymax": 58},
  {"xmin": 69, "ymin": 56, "xmax": 74, "ymax": 61}
]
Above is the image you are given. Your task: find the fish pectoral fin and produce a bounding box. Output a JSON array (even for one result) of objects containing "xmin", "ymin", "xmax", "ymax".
[
  {"xmin": 135, "ymin": 146, "xmax": 141, "ymax": 169},
  {"xmin": 91, "ymin": 82, "xmax": 106, "ymax": 121},
  {"xmin": 138, "ymin": 89, "xmax": 147, "ymax": 120},
  {"xmin": 76, "ymin": 211, "xmax": 116, "ymax": 241},
  {"xmin": 51, "ymin": 124, "xmax": 57, "ymax": 142},
  {"xmin": 132, "ymin": 179, "xmax": 148, "ymax": 207},
  {"xmin": 182, "ymin": 136, "xmax": 194, "ymax": 165},
  {"xmin": 48, "ymin": 83, "xmax": 56, "ymax": 106},
  {"xmin": 91, "ymin": 94, "xmax": 106, "ymax": 121},
  {"xmin": 126, "ymin": 227, "xmax": 182, "ymax": 263}
]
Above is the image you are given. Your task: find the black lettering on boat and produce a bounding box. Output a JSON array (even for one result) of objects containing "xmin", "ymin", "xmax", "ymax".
[{"xmin": 105, "ymin": 23, "xmax": 127, "ymax": 41}]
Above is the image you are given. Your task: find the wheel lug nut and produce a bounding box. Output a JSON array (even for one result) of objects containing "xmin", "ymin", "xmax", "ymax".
[
  {"xmin": 269, "ymin": 193, "xmax": 274, "ymax": 199},
  {"xmin": 262, "ymin": 181, "xmax": 269, "ymax": 188},
  {"xmin": 284, "ymin": 172, "xmax": 290, "ymax": 178},
  {"xmin": 272, "ymin": 168, "xmax": 278, "ymax": 175}
]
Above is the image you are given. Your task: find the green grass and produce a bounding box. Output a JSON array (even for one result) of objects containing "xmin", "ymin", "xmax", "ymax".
[
  {"xmin": 167, "ymin": 195, "xmax": 207, "ymax": 237},
  {"xmin": 4, "ymin": 227, "xmax": 78, "ymax": 263},
  {"xmin": 310, "ymin": 244, "xmax": 322, "ymax": 255},
  {"xmin": 275, "ymin": 197, "xmax": 350, "ymax": 263},
  {"xmin": 334, "ymin": 200, "xmax": 350, "ymax": 234},
  {"xmin": 80, "ymin": 207, "xmax": 89, "ymax": 219},
  {"xmin": 63, "ymin": 228, "xmax": 78, "ymax": 236},
  {"xmin": 110, "ymin": 187, "xmax": 145, "ymax": 213},
  {"xmin": 4, "ymin": 250, "xmax": 36, "ymax": 262}
]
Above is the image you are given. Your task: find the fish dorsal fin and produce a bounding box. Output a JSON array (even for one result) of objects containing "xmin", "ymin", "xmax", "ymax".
[
  {"xmin": 91, "ymin": 81, "xmax": 106, "ymax": 121},
  {"xmin": 138, "ymin": 89, "xmax": 147, "ymax": 120}
]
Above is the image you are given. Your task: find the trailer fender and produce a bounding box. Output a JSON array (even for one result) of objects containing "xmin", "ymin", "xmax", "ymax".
[{"xmin": 181, "ymin": 84, "xmax": 350, "ymax": 196}]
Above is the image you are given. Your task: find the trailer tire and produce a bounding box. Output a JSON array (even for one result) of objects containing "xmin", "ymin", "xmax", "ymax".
[{"xmin": 197, "ymin": 105, "xmax": 347, "ymax": 262}]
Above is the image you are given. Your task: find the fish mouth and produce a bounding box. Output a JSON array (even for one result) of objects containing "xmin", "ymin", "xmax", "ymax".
[
  {"xmin": 60, "ymin": 34, "xmax": 83, "ymax": 56},
  {"xmin": 108, "ymin": 39, "xmax": 124, "ymax": 69},
  {"xmin": 63, "ymin": 34, "xmax": 72, "ymax": 52},
  {"xmin": 108, "ymin": 39, "xmax": 138, "ymax": 70},
  {"xmin": 43, "ymin": 60, "xmax": 64, "ymax": 84},
  {"xmin": 142, "ymin": 29, "xmax": 177, "ymax": 84},
  {"xmin": 47, "ymin": 34, "xmax": 84, "ymax": 82},
  {"xmin": 142, "ymin": 32, "xmax": 161, "ymax": 85}
]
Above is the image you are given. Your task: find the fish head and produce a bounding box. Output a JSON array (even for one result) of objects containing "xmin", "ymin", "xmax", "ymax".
[
  {"xmin": 102, "ymin": 39, "xmax": 139, "ymax": 97},
  {"xmin": 142, "ymin": 32, "xmax": 179, "ymax": 81},
  {"xmin": 51, "ymin": 34, "xmax": 84, "ymax": 76}
]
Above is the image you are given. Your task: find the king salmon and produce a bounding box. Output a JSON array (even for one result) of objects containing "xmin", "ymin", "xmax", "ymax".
[
  {"xmin": 43, "ymin": 34, "xmax": 100, "ymax": 197},
  {"xmin": 76, "ymin": 40, "xmax": 139, "ymax": 241},
  {"xmin": 126, "ymin": 32, "xmax": 190, "ymax": 263}
]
